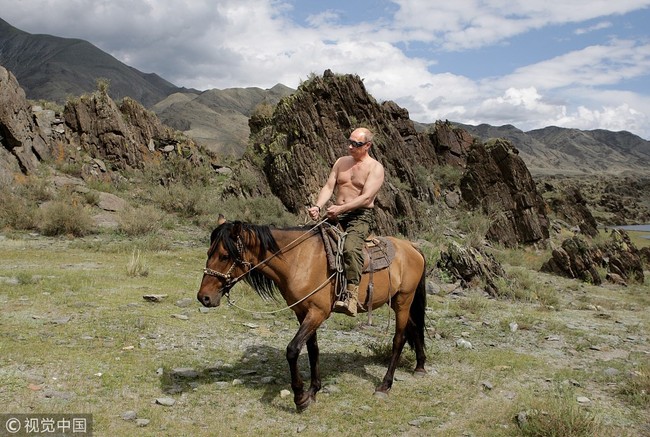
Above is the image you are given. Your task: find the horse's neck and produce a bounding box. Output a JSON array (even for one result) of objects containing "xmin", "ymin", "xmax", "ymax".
[{"xmin": 265, "ymin": 229, "xmax": 321, "ymax": 276}]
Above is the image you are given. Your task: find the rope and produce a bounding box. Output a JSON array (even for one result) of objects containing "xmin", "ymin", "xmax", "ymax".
[{"xmin": 226, "ymin": 272, "xmax": 336, "ymax": 314}]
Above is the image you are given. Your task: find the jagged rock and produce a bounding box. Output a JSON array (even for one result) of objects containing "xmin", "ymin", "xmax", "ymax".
[
  {"xmin": 237, "ymin": 71, "xmax": 549, "ymax": 244},
  {"xmin": 595, "ymin": 229, "xmax": 644, "ymax": 284},
  {"xmin": 436, "ymin": 240, "xmax": 507, "ymax": 296},
  {"xmin": 64, "ymin": 92, "xmax": 165, "ymax": 170},
  {"xmin": 541, "ymin": 230, "xmax": 644, "ymax": 285},
  {"xmin": 544, "ymin": 184, "xmax": 599, "ymax": 237},
  {"xmin": 244, "ymin": 70, "xmax": 440, "ymax": 236},
  {"xmin": 0, "ymin": 65, "xmax": 50, "ymax": 180},
  {"xmin": 540, "ymin": 236, "xmax": 601, "ymax": 284},
  {"xmin": 460, "ymin": 138, "xmax": 550, "ymax": 246}
]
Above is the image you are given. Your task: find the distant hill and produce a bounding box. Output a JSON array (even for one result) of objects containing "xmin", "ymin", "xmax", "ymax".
[
  {"xmin": 0, "ymin": 17, "xmax": 189, "ymax": 106},
  {"xmin": 152, "ymin": 84, "xmax": 293, "ymax": 155},
  {"xmin": 456, "ymin": 123, "xmax": 650, "ymax": 175}
]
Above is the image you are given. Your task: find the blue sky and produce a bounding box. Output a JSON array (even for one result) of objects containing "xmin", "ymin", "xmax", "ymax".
[{"xmin": 1, "ymin": 0, "xmax": 649, "ymax": 139}]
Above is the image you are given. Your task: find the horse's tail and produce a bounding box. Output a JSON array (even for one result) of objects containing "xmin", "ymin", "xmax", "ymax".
[{"xmin": 406, "ymin": 249, "xmax": 427, "ymax": 350}]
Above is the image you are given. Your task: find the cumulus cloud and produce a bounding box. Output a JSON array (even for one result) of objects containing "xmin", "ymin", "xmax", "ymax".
[{"xmin": 0, "ymin": 0, "xmax": 649, "ymax": 138}]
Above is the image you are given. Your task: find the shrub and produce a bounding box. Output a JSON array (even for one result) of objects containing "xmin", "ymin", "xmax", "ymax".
[
  {"xmin": 457, "ymin": 211, "xmax": 492, "ymax": 248},
  {"xmin": 150, "ymin": 184, "xmax": 207, "ymax": 218},
  {"xmin": 0, "ymin": 189, "xmax": 37, "ymax": 230},
  {"xmin": 37, "ymin": 199, "xmax": 94, "ymax": 237},
  {"xmin": 118, "ymin": 205, "xmax": 164, "ymax": 236},
  {"xmin": 126, "ymin": 249, "xmax": 149, "ymax": 277}
]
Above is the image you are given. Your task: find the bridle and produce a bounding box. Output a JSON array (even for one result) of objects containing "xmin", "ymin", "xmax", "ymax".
[{"xmin": 203, "ymin": 235, "xmax": 252, "ymax": 293}]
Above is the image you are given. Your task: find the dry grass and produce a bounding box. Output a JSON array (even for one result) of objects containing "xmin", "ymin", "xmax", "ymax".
[{"xmin": 0, "ymin": 230, "xmax": 648, "ymax": 436}]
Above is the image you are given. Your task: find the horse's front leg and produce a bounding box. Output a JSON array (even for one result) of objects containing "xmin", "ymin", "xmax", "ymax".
[
  {"xmin": 286, "ymin": 311, "xmax": 323, "ymax": 412},
  {"xmin": 306, "ymin": 331, "xmax": 321, "ymax": 398}
]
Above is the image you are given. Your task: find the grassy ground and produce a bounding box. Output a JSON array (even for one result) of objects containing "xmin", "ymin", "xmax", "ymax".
[{"xmin": 0, "ymin": 230, "xmax": 648, "ymax": 436}]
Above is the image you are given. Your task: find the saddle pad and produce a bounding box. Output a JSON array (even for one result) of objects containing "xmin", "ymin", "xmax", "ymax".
[{"xmin": 362, "ymin": 237, "xmax": 395, "ymax": 273}]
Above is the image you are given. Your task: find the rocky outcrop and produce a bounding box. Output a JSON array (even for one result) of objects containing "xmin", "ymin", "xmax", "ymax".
[
  {"xmin": 541, "ymin": 236, "xmax": 602, "ymax": 284},
  {"xmin": 0, "ymin": 65, "xmax": 51, "ymax": 183},
  {"xmin": 1, "ymin": 63, "xmax": 201, "ymax": 189},
  {"xmin": 437, "ymin": 241, "xmax": 508, "ymax": 296},
  {"xmin": 595, "ymin": 229, "xmax": 644, "ymax": 284},
  {"xmin": 64, "ymin": 89, "xmax": 182, "ymax": 170},
  {"xmin": 541, "ymin": 183, "xmax": 599, "ymax": 237},
  {"xmin": 460, "ymin": 138, "xmax": 549, "ymax": 246},
  {"xmin": 235, "ymin": 71, "xmax": 550, "ymax": 245},
  {"xmin": 541, "ymin": 230, "xmax": 644, "ymax": 285},
  {"xmin": 243, "ymin": 70, "xmax": 441, "ymax": 236}
]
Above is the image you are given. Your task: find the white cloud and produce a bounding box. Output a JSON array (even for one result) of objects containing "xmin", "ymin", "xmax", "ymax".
[
  {"xmin": 0, "ymin": 0, "xmax": 649, "ymax": 138},
  {"xmin": 575, "ymin": 21, "xmax": 613, "ymax": 35}
]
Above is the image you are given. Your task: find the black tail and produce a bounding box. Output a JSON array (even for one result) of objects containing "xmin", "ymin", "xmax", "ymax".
[{"xmin": 406, "ymin": 252, "xmax": 427, "ymax": 350}]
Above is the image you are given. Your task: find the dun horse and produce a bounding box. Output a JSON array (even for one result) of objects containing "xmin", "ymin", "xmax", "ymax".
[{"xmin": 198, "ymin": 217, "xmax": 427, "ymax": 411}]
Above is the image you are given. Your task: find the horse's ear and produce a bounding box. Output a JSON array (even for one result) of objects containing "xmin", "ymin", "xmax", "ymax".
[
  {"xmin": 231, "ymin": 221, "xmax": 242, "ymax": 236},
  {"xmin": 217, "ymin": 214, "xmax": 226, "ymax": 225}
]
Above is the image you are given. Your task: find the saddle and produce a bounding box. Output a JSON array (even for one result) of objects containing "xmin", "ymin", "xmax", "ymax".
[{"xmin": 319, "ymin": 224, "xmax": 396, "ymax": 275}]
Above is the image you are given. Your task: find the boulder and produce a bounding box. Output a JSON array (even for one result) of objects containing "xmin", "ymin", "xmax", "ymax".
[
  {"xmin": 460, "ymin": 138, "xmax": 549, "ymax": 246},
  {"xmin": 541, "ymin": 236, "xmax": 601, "ymax": 284},
  {"xmin": 437, "ymin": 240, "xmax": 507, "ymax": 296}
]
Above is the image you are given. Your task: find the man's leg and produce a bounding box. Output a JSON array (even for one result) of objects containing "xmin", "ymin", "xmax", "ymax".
[{"xmin": 334, "ymin": 210, "xmax": 372, "ymax": 316}]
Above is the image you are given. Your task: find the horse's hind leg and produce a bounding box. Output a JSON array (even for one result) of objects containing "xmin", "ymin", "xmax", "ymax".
[{"xmin": 375, "ymin": 307, "xmax": 409, "ymax": 395}]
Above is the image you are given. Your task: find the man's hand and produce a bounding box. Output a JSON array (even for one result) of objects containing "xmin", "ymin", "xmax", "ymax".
[
  {"xmin": 307, "ymin": 206, "xmax": 321, "ymax": 221},
  {"xmin": 326, "ymin": 204, "xmax": 343, "ymax": 219}
]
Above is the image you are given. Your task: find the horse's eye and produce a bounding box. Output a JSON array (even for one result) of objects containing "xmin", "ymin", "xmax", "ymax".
[{"xmin": 219, "ymin": 254, "xmax": 229, "ymax": 262}]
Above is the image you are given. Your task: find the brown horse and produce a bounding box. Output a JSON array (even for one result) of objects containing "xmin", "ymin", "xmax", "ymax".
[{"xmin": 197, "ymin": 217, "xmax": 427, "ymax": 411}]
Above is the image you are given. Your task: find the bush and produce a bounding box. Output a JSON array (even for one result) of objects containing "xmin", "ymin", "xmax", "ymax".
[
  {"xmin": 118, "ymin": 205, "xmax": 164, "ymax": 236},
  {"xmin": 37, "ymin": 199, "xmax": 94, "ymax": 237},
  {"xmin": 0, "ymin": 189, "xmax": 37, "ymax": 230},
  {"xmin": 151, "ymin": 184, "xmax": 206, "ymax": 218}
]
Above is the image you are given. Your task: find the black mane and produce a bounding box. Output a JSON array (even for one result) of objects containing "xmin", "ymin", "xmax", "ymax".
[{"xmin": 208, "ymin": 221, "xmax": 283, "ymax": 300}]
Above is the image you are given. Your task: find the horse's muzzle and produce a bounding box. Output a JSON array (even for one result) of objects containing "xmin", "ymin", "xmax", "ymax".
[{"xmin": 197, "ymin": 289, "xmax": 222, "ymax": 307}]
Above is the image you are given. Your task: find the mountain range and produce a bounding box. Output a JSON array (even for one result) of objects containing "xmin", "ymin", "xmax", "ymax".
[{"xmin": 1, "ymin": 16, "xmax": 648, "ymax": 175}]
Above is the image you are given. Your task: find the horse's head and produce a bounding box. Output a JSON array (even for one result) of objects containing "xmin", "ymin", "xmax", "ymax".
[{"xmin": 198, "ymin": 216, "xmax": 250, "ymax": 307}]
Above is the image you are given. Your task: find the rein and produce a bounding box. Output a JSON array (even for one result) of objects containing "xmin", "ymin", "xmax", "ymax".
[{"xmin": 203, "ymin": 218, "xmax": 330, "ymax": 312}]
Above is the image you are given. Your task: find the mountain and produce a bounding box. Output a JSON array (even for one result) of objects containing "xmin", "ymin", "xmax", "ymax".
[
  {"xmin": 152, "ymin": 84, "xmax": 293, "ymax": 155},
  {"xmin": 0, "ymin": 17, "xmax": 188, "ymax": 106},
  {"xmin": 456, "ymin": 123, "xmax": 650, "ymax": 175}
]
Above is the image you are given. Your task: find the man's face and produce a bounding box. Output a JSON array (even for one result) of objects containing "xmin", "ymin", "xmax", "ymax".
[{"xmin": 347, "ymin": 133, "xmax": 369, "ymax": 156}]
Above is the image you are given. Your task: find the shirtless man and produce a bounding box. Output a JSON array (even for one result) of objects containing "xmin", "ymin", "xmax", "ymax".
[{"xmin": 307, "ymin": 127, "xmax": 385, "ymax": 316}]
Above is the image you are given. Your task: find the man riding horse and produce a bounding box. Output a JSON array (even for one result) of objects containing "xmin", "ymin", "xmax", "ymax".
[{"xmin": 307, "ymin": 127, "xmax": 385, "ymax": 317}]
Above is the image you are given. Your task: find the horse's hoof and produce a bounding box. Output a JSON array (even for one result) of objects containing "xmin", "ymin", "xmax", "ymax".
[
  {"xmin": 296, "ymin": 395, "xmax": 314, "ymax": 412},
  {"xmin": 413, "ymin": 369, "xmax": 427, "ymax": 378},
  {"xmin": 373, "ymin": 391, "xmax": 389, "ymax": 400}
]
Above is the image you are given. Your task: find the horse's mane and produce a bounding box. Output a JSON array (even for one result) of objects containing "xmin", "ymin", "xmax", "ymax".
[{"xmin": 209, "ymin": 221, "xmax": 284, "ymax": 301}]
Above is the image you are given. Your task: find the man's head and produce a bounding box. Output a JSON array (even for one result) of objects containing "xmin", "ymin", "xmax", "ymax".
[{"xmin": 348, "ymin": 127, "xmax": 373, "ymax": 153}]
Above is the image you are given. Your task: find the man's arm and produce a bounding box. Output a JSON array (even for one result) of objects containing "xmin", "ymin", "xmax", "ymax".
[{"xmin": 308, "ymin": 159, "xmax": 340, "ymax": 220}]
